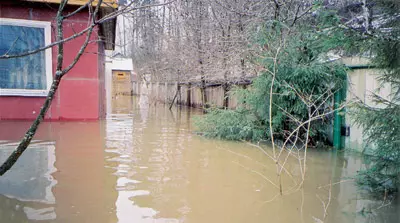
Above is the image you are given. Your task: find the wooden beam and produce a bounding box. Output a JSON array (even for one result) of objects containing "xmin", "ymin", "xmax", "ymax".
[{"xmin": 22, "ymin": 0, "xmax": 118, "ymax": 8}]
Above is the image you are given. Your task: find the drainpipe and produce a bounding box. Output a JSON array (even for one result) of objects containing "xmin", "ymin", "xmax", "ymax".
[
  {"xmin": 333, "ymin": 90, "xmax": 343, "ymax": 149},
  {"xmin": 333, "ymin": 68, "xmax": 352, "ymax": 150}
]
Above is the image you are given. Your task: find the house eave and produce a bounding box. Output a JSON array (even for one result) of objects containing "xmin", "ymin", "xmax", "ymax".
[
  {"xmin": 16, "ymin": 0, "xmax": 117, "ymax": 50},
  {"xmin": 21, "ymin": 0, "xmax": 118, "ymax": 8}
]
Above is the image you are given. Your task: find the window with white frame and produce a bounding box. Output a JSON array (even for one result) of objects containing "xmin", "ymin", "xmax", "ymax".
[{"xmin": 0, "ymin": 18, "xmax": 52, "ymax": 97}]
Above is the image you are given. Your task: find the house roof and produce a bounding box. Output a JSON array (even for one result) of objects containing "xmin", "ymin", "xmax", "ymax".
[{"xmin": 22, "ymin": 0, "xmax": 118, "ymax": 8}]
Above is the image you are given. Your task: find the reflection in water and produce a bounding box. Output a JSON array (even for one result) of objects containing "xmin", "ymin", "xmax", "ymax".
[
  {"xmin": 138, "ymin": 82, "xmax": 150, "ymax": 123},
  {"xmin": 0, "ymin": 140, "xmax": 57, "ymax": 221},
  {"xmin": 23, "ymin": 207, "xmax": 56, "ymax": 221},
  {"xmin": 0, "ymin": 141, "xmax": 56, "ymax": 204},
  {"xmin": 0, "ymin": 121, "xmax": 117, "ymax": 223},
  {"xmin": 0, "ymin": 95, "xmax": 399, "ymax": 223},
  {"xmin": 105, "ymin": 96, "xmax": 191, "ymax": 223}
]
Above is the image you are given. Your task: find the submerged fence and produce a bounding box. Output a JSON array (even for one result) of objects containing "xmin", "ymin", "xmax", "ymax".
[{"xmin": 132, "ymin": 81, "xmax": 248, "ymax": 109}]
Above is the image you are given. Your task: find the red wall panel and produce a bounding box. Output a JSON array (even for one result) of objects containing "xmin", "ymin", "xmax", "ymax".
[{"xmin": 59, "ymin": 79, "xmax": 99, "ymax": 120}]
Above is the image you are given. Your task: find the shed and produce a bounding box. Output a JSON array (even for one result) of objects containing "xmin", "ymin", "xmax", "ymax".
[
  {"xmin": 104, "ymin": 51, "xmax": 133, "ymax": 115},
  {"xmin": 342, "ymin": 57, "xmax": 393, "ymax": 153}
]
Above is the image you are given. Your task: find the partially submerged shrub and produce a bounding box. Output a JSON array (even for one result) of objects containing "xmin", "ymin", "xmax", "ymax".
[
  {"xmin": 195, "ymin": 17, "xmax": 347, "ymax": 144},
  {"xmin": 194, "ymin": 108, "xmax": 265, "ymax": 141}
]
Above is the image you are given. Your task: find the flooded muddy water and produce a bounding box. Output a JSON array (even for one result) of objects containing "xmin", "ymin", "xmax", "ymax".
[{"xmin": 0, "ymin": 95, "xmax": 399, "ymax": 223}]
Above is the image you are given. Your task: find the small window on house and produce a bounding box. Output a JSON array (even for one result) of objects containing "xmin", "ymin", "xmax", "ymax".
[
  {"xmin": 117, "ymin": 72, "xmax": 126, "ymax": 79},
  {"xmin": 0, "ymin": 18, "xmax": 52, "ymax": 97}
]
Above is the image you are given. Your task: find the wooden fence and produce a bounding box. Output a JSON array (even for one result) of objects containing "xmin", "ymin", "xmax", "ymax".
[{"xmin": 132, "ymin": 81, "xmax": 247, "ymax": 109}]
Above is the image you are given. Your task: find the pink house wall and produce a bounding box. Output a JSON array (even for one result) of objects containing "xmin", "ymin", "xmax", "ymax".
[{"xmin": 0, "ymin": 2, "xmax": 105, "ymax": 120}]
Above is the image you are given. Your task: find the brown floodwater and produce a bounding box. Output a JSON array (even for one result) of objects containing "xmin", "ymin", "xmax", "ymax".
[{"xmin": 0, "ymin": 95, "xmax": 399, "ymax": 223}]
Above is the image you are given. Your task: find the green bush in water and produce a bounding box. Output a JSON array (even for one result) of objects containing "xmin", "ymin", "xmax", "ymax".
[
  {"xmin": 195, "ymin": 16, "xmax": 347, "ymax": 143},
  {"xmin": 353, "ymin": 103, "xmax": 400, "ymax": 196},
  {"xmin": 194, "ymin": 108, "xmax": 265, "ymax": 141}
]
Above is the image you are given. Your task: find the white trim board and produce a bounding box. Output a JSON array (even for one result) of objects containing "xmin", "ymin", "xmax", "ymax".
[{"xmin": 0, "ymin": 18, "xmax": 53, "ymax": 97}]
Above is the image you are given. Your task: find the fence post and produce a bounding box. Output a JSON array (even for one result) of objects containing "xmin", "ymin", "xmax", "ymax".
[
  {"xmin": 165, "ymin": 82, "xmax": 168, "ymax": 103},
  {"xmin": 187, "ymin": 83, "xmax": 192, "ymax": 107},
  {"xmin": 223, "ymin": 83, "xmax": 229, "ymax": 109},
  {"xmin": 156, "ymin": 82, "xmax": 160, "ymax": 102}
]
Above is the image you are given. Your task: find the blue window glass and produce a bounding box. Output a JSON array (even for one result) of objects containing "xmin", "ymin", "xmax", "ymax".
[{"xmin": 0, "ymin": 25, "xmax": 46, "ymax": 90}]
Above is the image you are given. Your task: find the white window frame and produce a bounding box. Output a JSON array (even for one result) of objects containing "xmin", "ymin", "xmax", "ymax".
[{"xmin": 0, "ymin": 18, "xmax": 52, "ymax": 97}]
